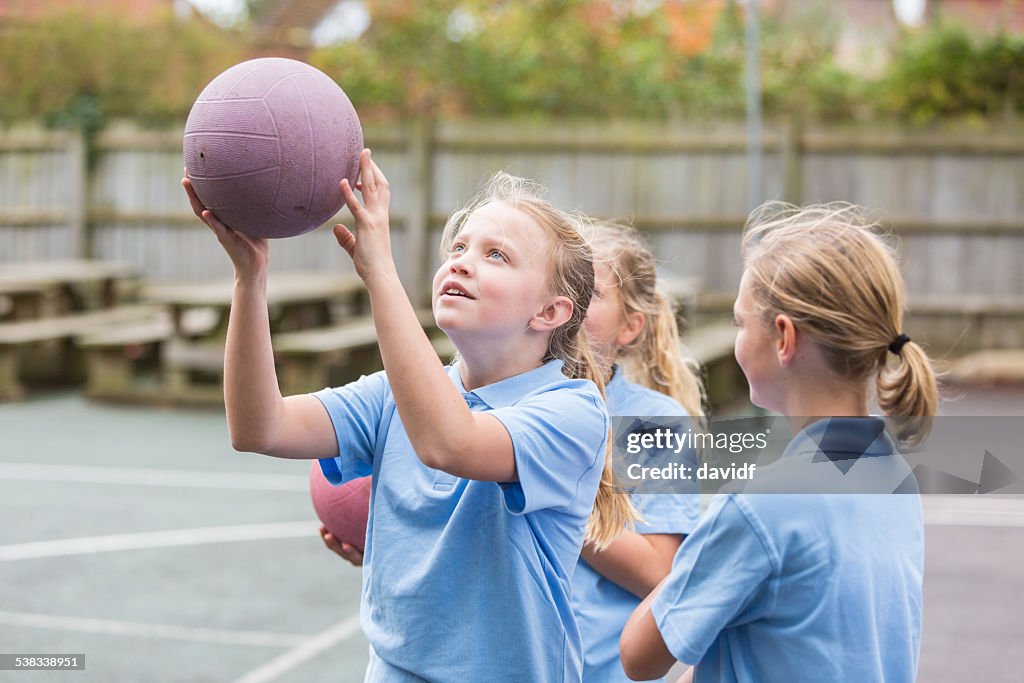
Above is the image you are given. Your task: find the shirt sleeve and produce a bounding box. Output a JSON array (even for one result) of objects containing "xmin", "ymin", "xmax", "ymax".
[
  {"xmin": 635, "ymin": 492, "xmax": 701, "ymax": 536},
  {"xmin": 631, "ymin": 413, "xmax": 701, "ymax": 535},
  {"xmin": 312, "ymin": 371, "xmax": 391, "ymax": 485},
  {"xmin": 650, "ymin": 494, "xmax": 780, "ymax": 665},
  {"xmin": 491, "ymin": 383, "xmax": 608, "ymax": 516}
]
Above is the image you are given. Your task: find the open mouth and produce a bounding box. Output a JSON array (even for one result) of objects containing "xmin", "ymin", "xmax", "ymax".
[{"xmin": 440, "ymin": 282, "xmax": 475, "ymax": 299}]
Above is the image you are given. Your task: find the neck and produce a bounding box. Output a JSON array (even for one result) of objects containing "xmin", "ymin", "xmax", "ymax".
[
  {"xmin": 451, "ymin": 332, "xmax": 550, "ymax": 390},
  {"xmin": 782, "ymin": 382, "xmax": 869, "ymax": 435}
]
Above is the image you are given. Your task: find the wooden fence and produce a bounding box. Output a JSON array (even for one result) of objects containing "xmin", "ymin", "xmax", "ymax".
[{"xmin": 2, "ymin": 119, "xmax": 1022, "ymax": 354}]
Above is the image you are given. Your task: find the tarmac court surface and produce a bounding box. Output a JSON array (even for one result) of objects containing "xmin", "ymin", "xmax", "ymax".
[{"xmin": 1, "ymin": 389, "xmax": 1022, "ymax": 682}]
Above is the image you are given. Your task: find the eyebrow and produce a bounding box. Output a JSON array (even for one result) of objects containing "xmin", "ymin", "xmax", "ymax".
[{"xmin": 457, "ymin": 231, "xmax": 519, "ymax": 257}]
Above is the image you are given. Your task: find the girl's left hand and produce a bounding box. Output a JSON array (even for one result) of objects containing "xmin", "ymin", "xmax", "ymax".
[
  {"xmin": 334, "ymin": 149, "xmax": 394, "ymax": 282},
  {"xmin": 318, "ymin": 525, "xmax": 364, "ymax": 567}
]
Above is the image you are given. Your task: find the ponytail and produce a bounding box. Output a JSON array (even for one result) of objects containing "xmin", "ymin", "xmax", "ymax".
[
  {"xmin": 565, "ymin": 329, "xmax": 640, "ymax": 549},
  {"xmin": 546, "ymin": 237, "xmax": 640, "ymax": 550},
  {"xmin": 877, "ymin": 339, "xmax": 938, "ymax": 445}
]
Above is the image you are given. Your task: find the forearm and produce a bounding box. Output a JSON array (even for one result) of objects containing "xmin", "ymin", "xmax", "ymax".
[
  {"xmin": 363, "ymin": 268, "xmax": 478, "ymax": 465},
  {"xmin": 582, "ymin": 530, "xmax": 682, "ymax": 599},
  {"xmin": 223, "ymin": 273, "xmax": 285, "ymax": 452},
  {"xmin": 620, "ymin": 576, "xmax": 677, "ymax": 680}
]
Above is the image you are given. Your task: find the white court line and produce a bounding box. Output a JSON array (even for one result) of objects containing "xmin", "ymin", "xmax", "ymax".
[
  {"xmin": 925, "ymin": 509, "xmax": 1024, "ymax": 527},
  {"xmin": 0, "ymin": 610, "xmax": 308, "ymax": 648},
  {"xmin": 0, "ymin": 522, "xmax": 315, "ymax": 561},
  {"xmin": 924, "ymin": 495, "xmax": 1024, "ymax": 527},
  {"xmin": 0, "ymin": 462, "xmax": 307, "ymax": 491},
  {"xmin": 233, "ymin": 615, "xmax": 363, "ymax": 683}
]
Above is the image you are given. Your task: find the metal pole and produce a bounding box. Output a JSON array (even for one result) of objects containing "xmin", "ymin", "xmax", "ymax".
[{"xmin": 744, "ymin": 0, "xmax": 763, "ymax": 211}]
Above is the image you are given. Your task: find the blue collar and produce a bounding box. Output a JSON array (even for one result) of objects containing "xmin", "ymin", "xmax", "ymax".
[
  {"xmin": 606, "ymin": 363, "xmax": 626, "ymax": 397},
  {"xmin": 447, "ymin": 359, "xmax": 568, "ymax": 409},
  {"xmin": 784, "ymin": 417, "xmax": 897, "ymax": 469}
]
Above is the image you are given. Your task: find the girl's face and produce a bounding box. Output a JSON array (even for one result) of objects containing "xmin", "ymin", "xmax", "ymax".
[
  {"xmin": 733, "ymin": 270, "xmax": 783, "ymax": 412},
  {"xmin": 431, "ymin": 201, "xmax": 557, "ymax": 339},
  {"xmin": 584, "ymin": 261, "xmax": 640, "ymax": 363}
]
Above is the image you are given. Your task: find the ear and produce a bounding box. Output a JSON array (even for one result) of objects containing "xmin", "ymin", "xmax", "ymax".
[
  {"xmin": 614, "ymin": 311, "xmax": 645, "ymax": 348},
  {"xmin": 774, "ymin": 314, "xmax": 798, "ymax": 367},
  {"xmin": 529, "ymin": 296, "xmax": 574, "ymax": 332}
]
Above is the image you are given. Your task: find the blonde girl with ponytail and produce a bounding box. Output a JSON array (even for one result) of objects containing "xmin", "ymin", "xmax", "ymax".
[
  {"xmin": 184, "ymin": 152, "xmax": 623, "ymax": 682},
  {"xmin": 622, "ymin": 202, "xmax": 936, "ymax": 683},
  {"xmin": 571, "ymin": 222, "xmax": 704, "ymax": 682}
]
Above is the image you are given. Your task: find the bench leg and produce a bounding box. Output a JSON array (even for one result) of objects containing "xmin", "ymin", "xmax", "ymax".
[
  {"xmin": 83, "ymin": 347, "xmax": 136, "ymax": 400},
  {"xmin": 0, "ymin": 347, "xmax": 25, "ymax": 401}
]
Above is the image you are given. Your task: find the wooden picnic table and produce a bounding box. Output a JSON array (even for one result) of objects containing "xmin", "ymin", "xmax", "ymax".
[
  {"xmin": 0, "ymin": 259, "xmax": 139, "ymax": 318},
  {"xmin": 140, "ymin": 271, "xmax": 367, "ymax": 339},
  {"xmin": 134, "ymin": 271, "xmax": 367, "ymax": 403}
]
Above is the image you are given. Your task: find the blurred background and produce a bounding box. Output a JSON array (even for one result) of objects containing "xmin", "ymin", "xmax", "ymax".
[
  {"xmin": 0, "ymin": 0, "xmax": 1022, "ymax": 406},
  {"xmin": 0, "ymin": 1, "xmax": 1022, "ymax": 682}
]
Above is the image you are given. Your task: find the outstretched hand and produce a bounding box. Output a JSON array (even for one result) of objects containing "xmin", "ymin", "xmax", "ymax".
[
  {"xmin": 333, "ymin": 149, "xmax": 394, "ymax": 282},
  {"xmin": 181, "ymin": 170, "xmax": 269, "ymax": 279},
  {"xmin": 319, "ymin": 525, "xmax": 364, "ymax": 567}
]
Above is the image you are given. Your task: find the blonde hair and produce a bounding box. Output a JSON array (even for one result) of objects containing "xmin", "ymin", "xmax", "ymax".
[
  {"xmin": 439, "ymin": 173, "xmax": 638, "ymax": 548},
  {"xmin": 741, "ymin": 202, "xmax": 938, "ymax": 444},
  {"xmin": 589, "ymin": 222, "xmax": 706, "ymax": 422}
]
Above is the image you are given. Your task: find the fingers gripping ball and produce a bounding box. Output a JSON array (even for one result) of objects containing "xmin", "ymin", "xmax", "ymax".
[
  {"xmin": 183, "ymin": 58, "xmax": 362, "ymax": 238},
  {"xmin": 309, "ymin": 464, "xmax": 371, "ymax": 553}
]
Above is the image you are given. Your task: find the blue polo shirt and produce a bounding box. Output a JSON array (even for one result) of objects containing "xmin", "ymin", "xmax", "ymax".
[
  {"xmin": 314, "ymin": 359, "xmax": 607, "ymax": 682},
  {"xmin": 572, "ymin": 367, "xmax": 701, "ymax": 682},
  {"xmin": 651, "ymin": 417, "xmax": 924, "ymax": 683}
]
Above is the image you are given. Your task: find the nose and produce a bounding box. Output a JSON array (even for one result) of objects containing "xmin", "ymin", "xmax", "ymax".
[{"xmin": 448, "ymin": 253, "xmax": 473, "ymax": 276}]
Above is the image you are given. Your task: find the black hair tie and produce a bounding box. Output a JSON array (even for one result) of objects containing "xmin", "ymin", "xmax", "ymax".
[{"xmin": 888, "ymin": 333, "xmax": 911, "ymax": 355}]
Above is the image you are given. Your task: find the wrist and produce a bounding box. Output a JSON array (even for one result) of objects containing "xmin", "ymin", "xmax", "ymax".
[
  {"xmin": 361, "ymin": 263, "xmax": 402, "ymax": 290},
  {"xmin": 234, "ymin": 270, "xmax": 268, "ymax": 293}
]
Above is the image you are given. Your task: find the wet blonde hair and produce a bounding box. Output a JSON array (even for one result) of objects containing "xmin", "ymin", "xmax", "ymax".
[
  {"xmin": 590, "ymin": 222, "xmax": 706, "ymax": 422},
  {"xmin": 742, "ymin": 201, "xmax": 938, "ymax": 444},
  {"xmin": 439, "ymin": 172, "xmax": 638, "ymax": 548}
]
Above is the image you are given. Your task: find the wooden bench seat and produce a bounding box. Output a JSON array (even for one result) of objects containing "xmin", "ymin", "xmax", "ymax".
[
  {"xmin": 272, "ymin": 310, "xmax": 447, "ymax": 395},
  {"xmin": 0, "ymin": 305, "xmax": 163, "ymax": 345},
  {"xmin": 73, "ymin": 309, "xmax": 219, "ymax": 402},
  {"xmin": 680, "ymin": 320, "xmax": 743, "ymax": 412},
  {"xmin": 683, "ymin": 320, "xmax": 736, "ymax": 366},
  {"xmin": 659, "ymin": 274, "xmax": 702, "ymax": 332},
  {"xmin": 0, "ymin": 305, "xmax": 164, "ymax": 400}
]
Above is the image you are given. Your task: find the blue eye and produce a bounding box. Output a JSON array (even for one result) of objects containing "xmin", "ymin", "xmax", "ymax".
[
  {"xmin": 451, "ymin": 244, "xmax": 466, "ymax": 254},
  {"xmin": 487, "ymin": 249, "xmax": 506, "ymax": 261}
]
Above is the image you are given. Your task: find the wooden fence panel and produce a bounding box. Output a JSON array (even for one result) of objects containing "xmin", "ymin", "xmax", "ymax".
[{"xmin": 1, "ymin": 119, "xmax": 1021, "ymax": 352}]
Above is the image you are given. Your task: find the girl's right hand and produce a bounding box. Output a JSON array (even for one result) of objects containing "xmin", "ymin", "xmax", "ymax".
[{"xmin": 182, "ymin": 171, "xmax": 269, "ymax": 280}]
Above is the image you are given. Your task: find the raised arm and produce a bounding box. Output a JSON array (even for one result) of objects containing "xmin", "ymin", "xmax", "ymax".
[
  {"xmin": 181, "ymin": 177, "xmax": 337, "ymax": 460},
  {"xmin": 333, "ymin": 151, "xmax": 515, "ymax": 482}
]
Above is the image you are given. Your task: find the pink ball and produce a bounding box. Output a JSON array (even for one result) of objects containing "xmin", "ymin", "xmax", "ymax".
[
  {"xmin": 183, "ymin": 58, "xmax": 363, "ymax": 239},
  {"xmin": 309, "ymin": 464, "xmax": 371, "ymax": 553}
]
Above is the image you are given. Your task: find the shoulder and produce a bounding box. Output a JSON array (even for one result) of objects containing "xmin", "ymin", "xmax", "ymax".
[
  {"xmin": 521, "ymin": 375, "xmax": 606, "ymax": 414},
  {"xmin": 608, "ymin": 378, "xmax": 687, "ymax": 418},
  {"xmin": 706, "ymin": 495, "xmax": 779, "ymax": 555},
  {"xmin": 313, "ymin": 370, "xmax": 393, "ymax": 406}
]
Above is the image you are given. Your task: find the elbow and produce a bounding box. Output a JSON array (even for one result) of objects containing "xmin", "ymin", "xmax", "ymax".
[
  {"xmin": 619, "ymin": 644, "xmax": 652, "ymax": 681},
  {"xmin": 227, "ymin": 424, "xmax": 273, "ymax": 454},
  {"xmin": 620, "ymin": 653, "xmax": 663, "ymax": 681},
  {"xmin": 413, "ymin": 431, "xmax": 467, "ymax": 473},
  {"xmin": 229, "ymin": 432, "xmax": 264, "ymax": 454},
  {"xmin": 620, "ymin": 619, "xmax": 671, "ymax": 681},
  {"xmin": 415, "ymin": 444, "xmax": 449, "ymax": 472}
]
